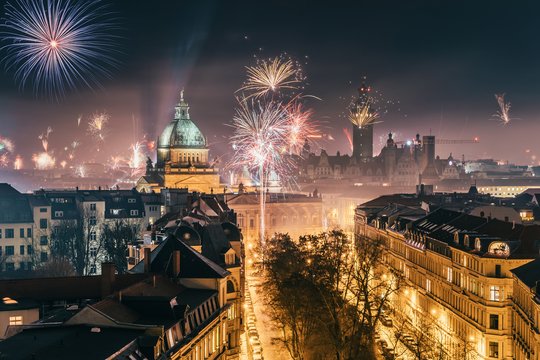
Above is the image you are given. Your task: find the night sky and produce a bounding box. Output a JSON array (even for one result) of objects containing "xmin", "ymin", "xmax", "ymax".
[{"xmin": 1, "ymin": 0, "xmax": 540, "ymax": 165}]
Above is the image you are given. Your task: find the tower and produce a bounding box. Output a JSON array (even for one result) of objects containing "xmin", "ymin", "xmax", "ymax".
[{"xmin": 352, "ymin": 83, "xmax": 374, "ymax": 159}]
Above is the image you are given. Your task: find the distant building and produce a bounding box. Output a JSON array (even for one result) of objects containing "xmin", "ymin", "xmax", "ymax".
[
  {"xmin": 137, "ymin": 91, "xmax": 223, "ymax": 194},
  {"xmin": 225, "ymin": 192, "xmax": 324, "ymax": 242}
]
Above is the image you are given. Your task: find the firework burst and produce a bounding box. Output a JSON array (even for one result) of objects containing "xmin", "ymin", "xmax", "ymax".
[
  {"xmin": 285, "ymin": 101, "xmax": 317, "ymax": 154},
  {"xmin": 231, "ymin": 98, "xmax": 289, "ymax": 171},
  {"xmin": 0, "ymin": 0, "xmax": 121, "ymax": 97},
  {"xmin": 13, "ymin": 155, "xmax": 22, "ymax": 169},
  {"xmin": 33, "ymin": 151, "xmax": 55, "ymax": 169},
  {"xmin": 349, "ymin": 96, "xmax": 380, "ymax": 128},
  {"xmin": 88, "ymin": 112, "xmax": 109, "ymax": 144},
  {"xmin": 493, "ymin": 93, "xmax": 512, "ymax": 125},
  {"xmin": 129, "ymin": 141, "xmax": 145, "ymax": 169},
  {"xmin": 239, "ymin": 56, "xmax": 303, "ymax": 99}
]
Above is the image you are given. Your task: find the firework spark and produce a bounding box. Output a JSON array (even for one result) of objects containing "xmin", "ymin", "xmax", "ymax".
[
  {"xmin": 494, "ymin": 94, "xmax": 512, "ymax": 125},
  {"xmin": 0, "ymin": 0, "xmax": 120, "ymax": 97},
  {"xmin": 0, "ymin": 154, "xmax": 8, "ymax": 167},
  {"xmin": 239, "ymin": 56, "xmax": 303, "ymax": 99},
  {"xmin": 33, "ymin": 151, "xmax": 55, "ymax": 169}
]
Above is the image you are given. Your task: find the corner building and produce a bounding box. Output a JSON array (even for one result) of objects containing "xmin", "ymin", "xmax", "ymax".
[{"xmin": 356, "ymin": 200, "xmax": 540, "ymax": 360}]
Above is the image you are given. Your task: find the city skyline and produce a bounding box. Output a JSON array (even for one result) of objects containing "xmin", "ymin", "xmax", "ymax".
[{"xmin": 0, "ymin": 0, "xmax": 539, "ymax": 167}]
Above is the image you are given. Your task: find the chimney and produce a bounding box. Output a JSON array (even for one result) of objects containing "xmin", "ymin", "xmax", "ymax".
[
  {"xmin": 143, "ymin": 247, "xmax": 151, "ymax": 273},
  {"xmin": 173, "ymin": 250, "xmax": 181, "ymax": 277},
  {"xmin": 101, "ymin": 262, "xmax": 116, "ymax": 298}
]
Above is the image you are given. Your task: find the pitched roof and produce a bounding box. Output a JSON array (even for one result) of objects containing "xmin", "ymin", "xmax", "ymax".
[
  {"xmin": 511, "ymin": 259, "xmax": 540, "ymax": 288},
  {"xmin": 129, "ymin": 235, "xmax": 229, "ymax": 279}
]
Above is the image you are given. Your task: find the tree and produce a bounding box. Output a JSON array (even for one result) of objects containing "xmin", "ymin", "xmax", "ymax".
[
  {"xmin": 50, "ymin": 207, "xmax": 101, "ymax": 275},
  {"xmin": 263, "ymin": 234, "xmax": 319, "ymax": 360},
  {"xmin": 263, "ymin": 229, "xmax": 403, "ymax": 360},
  {"xmin": 101, "ymin": 219, "xmax": 141, "ymax": 273},
  {"xmin": 35, "ymin": 258, "xmax": 76, "ymax": 277}
]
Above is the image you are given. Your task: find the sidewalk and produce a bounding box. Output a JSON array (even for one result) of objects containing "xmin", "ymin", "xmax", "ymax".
[{"xmin": 243, "ymin": 268, "xmax": 292, "ymax": 360}]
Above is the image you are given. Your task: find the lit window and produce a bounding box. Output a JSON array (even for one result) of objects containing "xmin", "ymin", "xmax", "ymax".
[
  {"xmin": 446, "ymin": 267, "xmax": 453, "ymax": 283},
  {"xmin": 489, "ymin": 341, "xmax": 499, "ymax": 358},
  {"xmin": 426, "ymin": 278, "xmax": 431, "ymax": 293},
  {"xmin": 490, "ymin": 286, "xmax": 501, "ymax": 301},
  {"xmin": 9, "ymin": 316, "xmax": 22, "ymax": 325}
]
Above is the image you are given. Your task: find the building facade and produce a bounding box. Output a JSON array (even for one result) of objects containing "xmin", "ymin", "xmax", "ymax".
[{"xmin": 356, "ymin": 199, "xmax": 540, "ymax": 359}]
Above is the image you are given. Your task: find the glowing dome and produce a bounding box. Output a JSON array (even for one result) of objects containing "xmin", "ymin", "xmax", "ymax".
[{"xmin": 158, "ymin": 90, "xmax": 206, "ymax": 149}]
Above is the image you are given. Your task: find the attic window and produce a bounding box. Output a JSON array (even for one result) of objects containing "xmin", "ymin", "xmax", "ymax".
[{"xmin": 475, "ymin": 238, "xmax": 481, "ymax": 251}]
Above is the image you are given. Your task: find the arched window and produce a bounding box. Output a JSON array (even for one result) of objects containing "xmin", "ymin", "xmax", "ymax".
[{"xmin": 226, "ymin": 280, "xmax": 235, "ymax": 293}]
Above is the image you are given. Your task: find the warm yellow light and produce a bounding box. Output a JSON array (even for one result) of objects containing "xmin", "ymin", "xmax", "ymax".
[
  {"xmin": 431, "ymin": 309, "xmax": 437, "ymax": 315},
  {"xmin": 50, "ymin": 40, "xmax": 58, "ymax": 48}
]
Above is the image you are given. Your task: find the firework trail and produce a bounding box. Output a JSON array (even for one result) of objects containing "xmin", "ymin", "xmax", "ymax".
[
  {"xmin": 38, "ymin": 126, "xmax": 52, "ymax": 151},
  {"xmin": 0, "ymin": 0, "xmax": 121, "ymax": 97},
  {"xmin": 493, "ymin": 94, "xmax": 512, "ymax": 125},
  {"xmin": 129, "ymin": 141, "xmax": 145, "ymax": 169},
  {"xmin": 239, "ymin": 56, "xmax": 303, "ymax": 99},
  {"xmin": 13, "ymin": 155, "xmax": 22, "ymax": 170},
  {"xmin": 343, "ymin": 128, "xmax": 353, "ymax": 152}
]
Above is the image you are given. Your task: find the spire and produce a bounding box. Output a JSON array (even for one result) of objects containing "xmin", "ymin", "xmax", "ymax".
[{"xmin": 175, "ymin": 88, "xmax": 190, "ymax": 120}]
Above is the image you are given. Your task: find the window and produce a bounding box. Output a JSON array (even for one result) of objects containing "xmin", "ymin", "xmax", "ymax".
[
  {"xmin": 20, "ymin": 262, "xmax": 25, "ymax": 271},
  {"xmin": 489, "ymin": 342, "xmax": 499, "ymax": 358},
  {"xmin": 89, "ymin": 217, "xmax": 96, "ymax": 226},
  {"xmin": 495, "ymin": 264, "xmax": 501, "ymax": 278},
  {"xmin": 90, "ymin": 247, "xmax": 97, "ymax": 258},
  {"xmin": 39, "ymin": 207, "xmax": 47, "ymax": 213},
  {"xmin": 40, "ymin": 236, "xmax": 48, "ymax": 245},
  {"xmin": 5, "ymin": 262, "xmax": 14, "ymax": 271},
  {"xmin": 54, "ymin": 211, "xmax": 63, "ymax": 217},
  {"xmin": 90, "ymin": 203, "xmax": 96, "ymax": 211},
  {"xmin": 5, "ymin": 229, "xmax": 14, "ymax": 238},
  {"xmin": 489, "ymin": 314, "xmax": 499, "ymax": 330},
  {"xmin": 90, "ymin": 231, "xmax": 96, "ymax": 241},
  {"xmin": 0, "ymin": 229, "xmax": 2, "ymax": 238},
  {"xmin": 19, "ymin": 228, "xmax": 24, "ymax": 238},
  {"xmin": 130, "ymin": 210, "xmax": 138, "ymax": 216},
  {"xmin": 40, "ymin": 252, "xmax": 48, "ymax": 262},
  {"xmin": 19, "ymin": 245, "xmax": 24, "ymax": 255},
  {"xmin": 89, "ymin": 264, "xmax": 96, "ymax": 274},
  {"xmin": 9, "ymin": 316, "xmax": 22, "ymax": 326},
  {"xmin": 128, "ymin": 198, "xmax": 136, "ymax": 203},
  {"xmin": 39, "ymin": 219, "xmax": 47, "ymax": 229},
  {"xmin": 5, "ymin": 246, "xmax": 14, "ymax": 256},
  {"xmin": 490, "ymin": 286, "xmax": 501, "ymax": 301},
  {"xmin": 27, "ymin": 245, "xmax": 33, "ymax": 255},
  {"xmin": 426, "ymin": 278, "xmax": 432, "ymax": 293},
  {"xmin": 446, "ymin": 267, "xmax": 453, "ymax": 283},
  {"xmin": 27, "ymin": 262, "xmax": 33, "ymax": 270},
  {"xmin": 26, "ymin": 228, "xmax": 32, "ymax": 238}
]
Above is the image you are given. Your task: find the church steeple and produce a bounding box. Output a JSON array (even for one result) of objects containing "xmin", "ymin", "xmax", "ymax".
[{"xmin": 175, "ymin": 88, "xmax": 190, "ymax": 120}]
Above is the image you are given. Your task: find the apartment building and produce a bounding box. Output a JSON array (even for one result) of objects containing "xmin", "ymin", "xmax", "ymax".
[{"xmin": 356, "ymin": 196, "xmax": 540, "ymax": 359}]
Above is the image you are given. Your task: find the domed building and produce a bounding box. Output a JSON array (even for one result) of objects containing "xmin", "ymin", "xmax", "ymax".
[{"xmin": 136, "ymin": 90, "xmax": 222, "ymax": 193}]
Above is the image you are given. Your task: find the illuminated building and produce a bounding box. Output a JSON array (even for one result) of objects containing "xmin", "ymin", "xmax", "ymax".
[
  {"xmin": 137, "ymin": 91, "xmax": 222, "ymax": 194},
  {"xmin": 356, "ymin": 197, "xmax": 540, "ymax": 359},
  {"xmin": 225, "ymin": 192, "xmax": 324, "ymax": 243}
]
